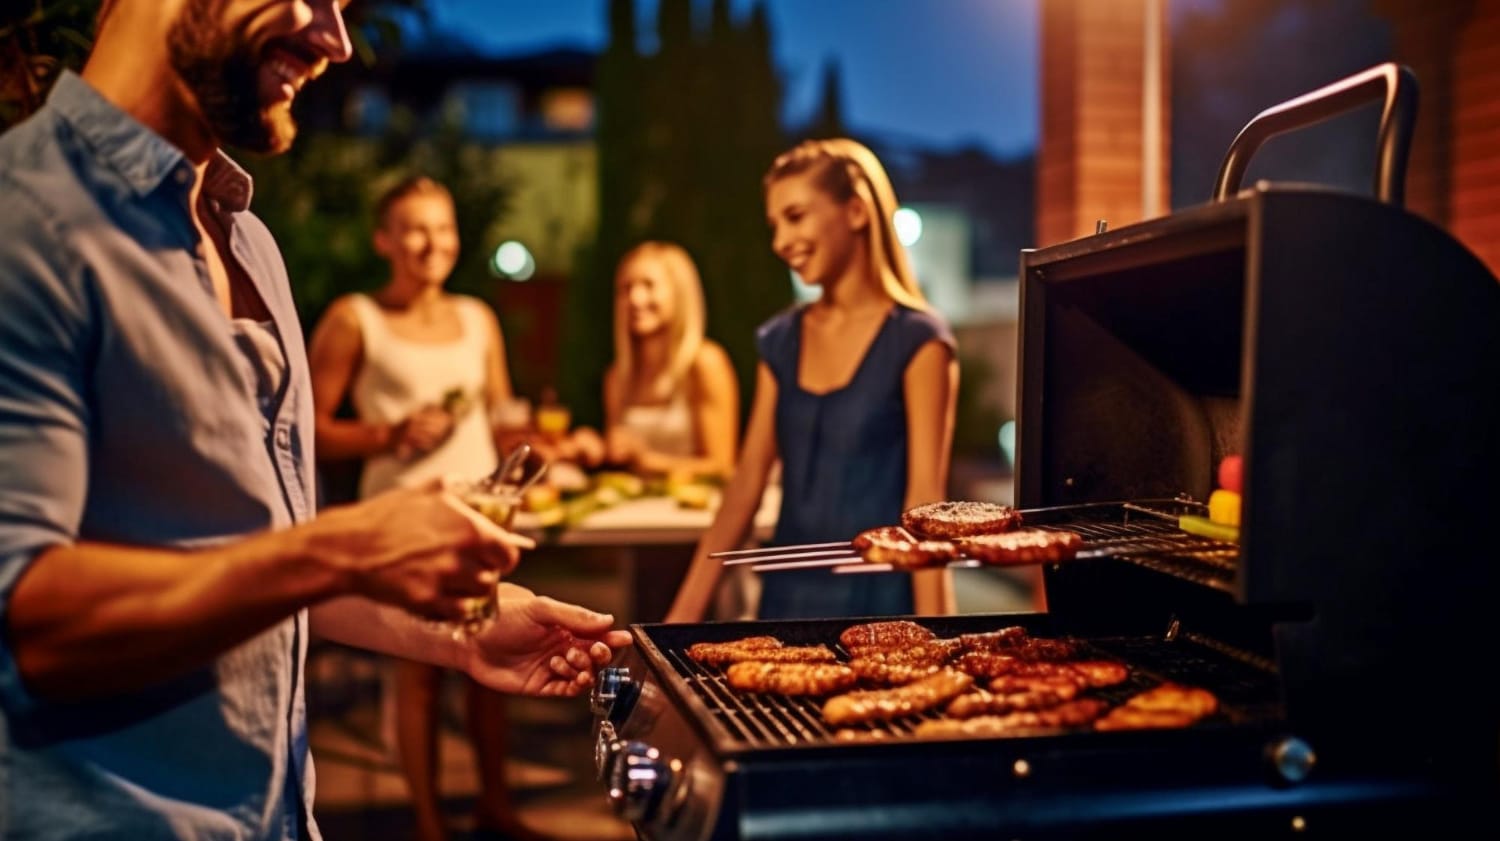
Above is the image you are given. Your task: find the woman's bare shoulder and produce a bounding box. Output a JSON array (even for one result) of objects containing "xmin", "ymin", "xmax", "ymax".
[
  {"xmin": 694, "ymin": 339, "xmax": 734, "ymax": 370},
  {"xmin": 315, "ymin": 293, "xmax": 367, "ymax": 334}
]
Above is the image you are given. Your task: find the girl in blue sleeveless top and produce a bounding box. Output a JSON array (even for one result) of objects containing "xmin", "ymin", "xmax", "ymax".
[{"xmin": 666, "ymin": 138, "xmax": 960, "ymax": 622}]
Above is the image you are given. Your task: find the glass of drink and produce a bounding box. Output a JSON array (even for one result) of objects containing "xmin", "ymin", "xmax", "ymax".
[{"xmin": 438, "ymin": 480, "xmax": 522, "ymax": 641}]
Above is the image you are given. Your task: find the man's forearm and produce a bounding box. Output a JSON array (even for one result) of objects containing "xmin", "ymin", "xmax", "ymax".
[
  {"xmin": 309, "ymin": 596, "xmax": 466, "ymax": 671},
  {"xmin": 7, "ymin": 527, "xmax": 346, "ymax": 701}
]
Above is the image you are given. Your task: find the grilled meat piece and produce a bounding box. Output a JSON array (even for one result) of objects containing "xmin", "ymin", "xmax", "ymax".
[
  {"xmin": 946, "ymin": 683, "xmax": 1081, "ymax": 718},
  {"xmin": 847, "ymin": 638, "xmax": 963, "ymax": 685},
  {"xmin": 955, "ymin": 652, "xmax": 1022, "ymax": 679},
  {"xmin": 857, "ymin": 532, "xmax": 959, "ymax": 569},
  {"xmin": 987, "ymin": 673, "xmax": 1096, "ymax": 695},
  {"xmin": 957, "ymin": 626, "xmax": 1030, "ymax": 653},
  {"xmin": 687, "ymin": 636, "xmax": 780, "ymax": 658},
  {"xmin": 1013, "ymin": 637, "xmax": 1089, "ymax": 662},
  {"xmin": 822, "ymin": 670, "xmax": 974, "ymax": 726},
  {"xmin": 1094, "ymin": 707, "xmax": 1201, "ymax": 731},
  {"xmin": 915, "ymin": 698, "xmax": 1108, "ymax": 737},
  {"xmin": 851, "ymin": 525, "xmax": 916, "ymax": 551},
  {"xmin": 687, "ymin": 639, "xmax": 836, "ymax": 666},
  {"xmin": 848, "ymin": 658, "xmax": 943, "ymax": 686},
  {"xmin": 839, "ymin": 620, "xmax": 936, "ymax": 653},
  {"xmin": 859, "ymin": 638, "xmax": 963, "ymax": 665},
  {"xmin": 953, "ymin": 636, "xmax": 1089, "ymax": 669},
  {"xmin": 956, "ymin": 648, "xmax": 1120, "ymax": 682},
  {"xmin": 1094, "ymin": 682, "xmax": 1219, "ymax": 731},
  {"xmin": 902, "ymin": 501, "xmax": 1022, "ymax": 540},
  {"xmin": 1065, "ymin": 660, "xmax": 1130, "ymax": 688},
  {"xmin": 1121, "ymin": 683, "xmax": 1219, "ymax": 716},
  {"xmin": 833, "ymin": 728, "xmax": 892, "ymax": 742},
  {"xmin": 725, "ymin": 661, "xmax": 857, "ymax": 696},
  {"xmin": 959, "ymin": 529, "xmax": 1083, "ymax": 566}
]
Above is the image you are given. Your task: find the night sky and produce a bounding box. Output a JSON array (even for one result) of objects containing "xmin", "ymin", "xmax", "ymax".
[{"xmin": 425, "ymin": 0, "xmax": 1040, "ymax": 158}]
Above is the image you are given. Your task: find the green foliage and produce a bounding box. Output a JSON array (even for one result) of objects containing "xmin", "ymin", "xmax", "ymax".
[
  {"xmin": 562, "ymin": 0, "xmax": 788, "ymax": 427},
  {"xmin": 952, "ymin": 348, "xmax": 1007, "ymax": 462},
  {"xmin": 0, "ymin": 1, "xmax": 99, "ymax": 129}
]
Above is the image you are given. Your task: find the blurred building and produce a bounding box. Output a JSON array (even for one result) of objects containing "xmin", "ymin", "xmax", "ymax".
[{"xmin": 315, "ymin": 45, "xmax": 601, "ymax": 279}]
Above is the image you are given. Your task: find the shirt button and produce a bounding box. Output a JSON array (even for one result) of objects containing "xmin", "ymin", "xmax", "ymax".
[
  {"xmin": 175, "ymin": 168, "xmax": 192, "ymax": 185},
  {"xmin": 275, "ymin": 427, "xmax": 291, "ymax": 450}
]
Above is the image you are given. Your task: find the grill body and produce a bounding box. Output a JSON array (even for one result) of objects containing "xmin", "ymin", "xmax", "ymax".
[
  {"xmin": 603, "ymin": 612, "xmax": 1488, "ymax": 840},
  {"xmin": 1019, "ymin": 187, "xmax": 1500, "ymax": 747},
  {"xmin": 591, "ymin": 186, "xmax": 1500, "ymax": 839},
  {"xmin": 592, "ymin": 64, "xmax": 1500, "ymax": 838}
]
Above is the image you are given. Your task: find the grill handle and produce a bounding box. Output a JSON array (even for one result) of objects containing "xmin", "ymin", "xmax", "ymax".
[{"xmin": 1212, "ymin": 62, "xmax": 1418, "ymax": 207}]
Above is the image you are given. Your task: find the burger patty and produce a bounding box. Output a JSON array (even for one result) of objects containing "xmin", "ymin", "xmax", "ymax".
[
  {"xmin": 959, "ymin": 529, "xmax": 1083, "ymax": 565},
  {"xmin": 901, "ymin": 500, "xmax": 1022, "ymax": 540}
]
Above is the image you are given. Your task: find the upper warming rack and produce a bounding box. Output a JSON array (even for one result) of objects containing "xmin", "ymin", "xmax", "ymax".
[{"xmin": 715, "ymin": 499, "xmax": 1238, "ymax": 592}]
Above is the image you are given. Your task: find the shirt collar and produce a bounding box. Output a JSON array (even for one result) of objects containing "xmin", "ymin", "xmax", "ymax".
[{"xmin": 47, "ymin": 70, "xmax": 254, "ymax": 212}]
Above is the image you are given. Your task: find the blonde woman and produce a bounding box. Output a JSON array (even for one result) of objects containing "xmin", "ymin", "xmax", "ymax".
[
  {"xmin": 604, "ymin": 241, "xmax": 739, "ymax": 479},
  {"xmin": 307, "ymin": 176, "xmax": 544, "ymax": 841},
  {"xmin": 666, "ymin": 138, "xmax": 960, "ymax": 622}
]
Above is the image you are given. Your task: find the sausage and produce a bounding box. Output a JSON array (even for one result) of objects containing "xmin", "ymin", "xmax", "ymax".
[
  {"xmin": 725, "ymin": 661, "xmax": 857, "ymax": 695},
  {"xmin": 822, "ymin": 670, "xmax": 974, "ymax": 726}
]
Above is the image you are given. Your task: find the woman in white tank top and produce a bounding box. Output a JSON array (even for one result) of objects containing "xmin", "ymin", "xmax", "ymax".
[
  {"xmin": 306, "ymin": 177, "xmax": 539, "ymax": 841},
  {"xmin": 604, "ymin": 241, "xmax": 740, "ymax": 479}
]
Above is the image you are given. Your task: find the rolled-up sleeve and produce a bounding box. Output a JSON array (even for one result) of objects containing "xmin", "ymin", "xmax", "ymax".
[{"xmin": 0, "ymin": 184, "xmax": 92, "ymax": 713}]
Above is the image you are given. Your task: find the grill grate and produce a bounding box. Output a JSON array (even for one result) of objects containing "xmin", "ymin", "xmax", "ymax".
[
  {"xmin": 1031, "ymin": 501, "xmax": 1240, "ymax": 590},
  {"xmin": 666, "ymin": 648, "xmax": 950, "ymax": 747},
  {"xmin": 663, "ymin": 631, "xmax": 1278, "ymax": 750}
]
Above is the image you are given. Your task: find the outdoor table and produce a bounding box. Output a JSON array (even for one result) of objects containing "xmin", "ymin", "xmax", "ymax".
[{"xmin": 509, "ymin": 485, "xmax": 780, "ymax": 623}]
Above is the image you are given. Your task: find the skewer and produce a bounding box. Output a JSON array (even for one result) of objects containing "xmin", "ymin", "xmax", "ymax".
[
  {"xmin": 771, "ymin": 545, "xmax": 1121, "ymax": 574},
  {"xmin": 709, "ymin": 541, "xmax": 850, "ymax": 559},
  {"xmin": 750, "ymin": 555, "xmax": 860, "ymax": 572},
  {"xmin": 832, "ymin": 559, "xmax": 986, "ymax": 574},
  {"xmin": 726, "ymin": 499, "xmax": 1203, "ymax": 572},
  {"xmin": 723, "ymin": 548, "xmax": 861, "ymax": 566}
]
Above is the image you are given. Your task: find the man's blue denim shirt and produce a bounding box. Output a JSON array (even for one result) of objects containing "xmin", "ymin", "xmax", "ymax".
[{"xmin": 0, "ymin": 71, "xmax": 319, "ymax": 839}]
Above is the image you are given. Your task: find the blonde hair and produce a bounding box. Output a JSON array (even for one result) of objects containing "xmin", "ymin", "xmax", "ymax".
[
  {"xmin": 763, "ymin": 138, "xmax": 929, "ymax": 311},
  {"xmin": 613, "ymin": 241, "xmax": 707, "ymax": 402},
  {"xmin": 374, "ymin": 175, "xmax": 454, "ymax": 229}
]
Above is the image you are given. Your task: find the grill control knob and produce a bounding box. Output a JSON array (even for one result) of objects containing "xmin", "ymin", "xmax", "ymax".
[
  {"xmin": 591, "ymin": 666, "xmax": 637, "ymax": 723},
  {"xmin": 594, "ymin": 720, "xmax": 625, "ymax": 781},
  {"xmin": 607, "ymin": 741, "xmax": 674, "ymax": 824},
  {"xmin": 1267, "ymin": 736, "xmax": 1317, "ymax": 784}
]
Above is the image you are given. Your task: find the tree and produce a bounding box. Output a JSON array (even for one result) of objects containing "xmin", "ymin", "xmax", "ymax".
[
  {"xmin": 806, "ymin": 57, "xmax": 847, "ymax": 141},
  {"xmin": 569, "ymin": 0, "xmax": 788, "ymax": 426},
  {"xmin": 559, "ymin": 0, "xmax": 642, "ymax": 425}
]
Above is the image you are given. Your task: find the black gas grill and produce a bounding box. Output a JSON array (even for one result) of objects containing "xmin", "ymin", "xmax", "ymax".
[{"xmin": 588, "ymin": 64, "xmax": 1500, "ymax": 840}]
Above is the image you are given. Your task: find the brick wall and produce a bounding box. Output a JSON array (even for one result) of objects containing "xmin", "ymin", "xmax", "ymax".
[
  {"xmin": 1449, "ymin": 1, "xmax": 1500, "ymax": 274},
  {"xmin": 1382, "ymin": 0, "xmax": 1500, "ymax": 276},
  {"xmin": 1038, "ymin": 0, "xmax": 1172, "ymax": 248}
]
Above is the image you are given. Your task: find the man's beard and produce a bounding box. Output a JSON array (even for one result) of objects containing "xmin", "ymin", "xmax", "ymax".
[{"xmin": 167, "ymin": 0, "xmax": 296, "ymax": 154}]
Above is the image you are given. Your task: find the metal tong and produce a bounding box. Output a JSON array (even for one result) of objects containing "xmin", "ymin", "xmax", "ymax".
[{"xmin": 479, "ymin": 441, "xmax": 551, "ymax": 497}]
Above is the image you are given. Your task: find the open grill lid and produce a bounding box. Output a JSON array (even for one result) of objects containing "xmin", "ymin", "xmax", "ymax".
[{"xmin": 1016, "ymin": 65, "xmax": 1500, "ymax": 745}]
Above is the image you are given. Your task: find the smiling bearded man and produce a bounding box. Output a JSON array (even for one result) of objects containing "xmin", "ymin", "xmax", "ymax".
[
  {"xmin": 166, "ymin": 0, "xmax": 323, "ymax": 153},
  {"xmin": 0, "ymin": 3, "xmax": 633, "ymax": 840}
]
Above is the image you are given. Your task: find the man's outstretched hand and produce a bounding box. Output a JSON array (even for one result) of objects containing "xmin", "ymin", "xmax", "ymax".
[{"xmin": 465, "ymin": 583, "xmax": 633, "ymax": 696}]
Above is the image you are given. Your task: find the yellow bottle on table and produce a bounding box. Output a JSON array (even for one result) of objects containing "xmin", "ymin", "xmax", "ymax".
[{"xmin": 535, "ymin": 386, "xmax": 571, "ymax": 440}]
